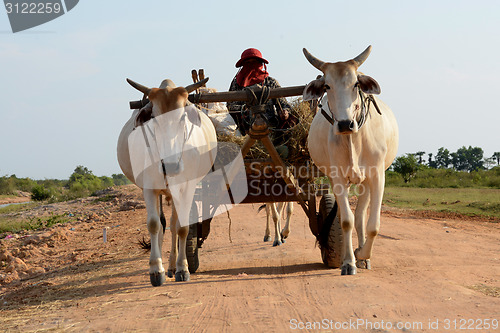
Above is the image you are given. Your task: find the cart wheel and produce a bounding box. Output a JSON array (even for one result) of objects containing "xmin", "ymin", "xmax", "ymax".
[
  {"xmin": 186, "ymin": 202, "xmax": 199, "ymax": 274},
  {"xmin": 319, "ymin": 194, "xmax": 343, "ymax": 268}
]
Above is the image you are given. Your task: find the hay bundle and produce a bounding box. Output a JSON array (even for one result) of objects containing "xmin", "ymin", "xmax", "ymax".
[{"xmin": 217, "ymin": 98, "xmax": 314, "ymax": 164}]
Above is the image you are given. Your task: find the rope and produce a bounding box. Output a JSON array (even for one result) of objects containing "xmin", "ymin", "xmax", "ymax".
[
  {"xmin": 319, "ymin": 87, "xmax": 381, "ymax": 130},
  {"xmin": 244, "ymin": 85, "xmax": 271, "ymax": 106}
]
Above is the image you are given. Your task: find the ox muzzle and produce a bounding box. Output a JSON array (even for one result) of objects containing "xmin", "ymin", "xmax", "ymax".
[{"xmin": 336, "ymin": 119, "xmax": 359, "ymax": 134}]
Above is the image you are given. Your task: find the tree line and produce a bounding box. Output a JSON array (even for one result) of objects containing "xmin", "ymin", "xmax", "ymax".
[
  {"xmin": 0, "ymin": 166, "xmax": 131, "ymax": 201},
  {"xmin": 415, "ymin": 147, "xmax": 499, "ymax": 171},
  {"xmin": 392, "ymin": 146, "xmax": 500, "ymax": 183}
]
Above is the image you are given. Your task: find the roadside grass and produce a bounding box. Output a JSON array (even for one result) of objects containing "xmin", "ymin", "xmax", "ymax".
[
  {"xmin": 467, "ymin": 284, "xmax": 500, "ymax": 298},
  {"xmin": 0, "ymin": 217, "xmax": 29, "ymax": 234},
  {"xmin": 383, "ymin": 187, "xmax": 500, "ymax": 220},
  {"xmin": 0, "ymin": 213, "xmax": 70, "ymax": 235},
  {"xmin": 1, "ymin": 199, "xmax": 68, "ymax": 235},
  {"xmin": 0, "ymin": 202, "xmax": 38, "ymax": 214}
]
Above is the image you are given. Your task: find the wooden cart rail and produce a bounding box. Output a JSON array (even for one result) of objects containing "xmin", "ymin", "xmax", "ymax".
[{"xmin": 129, "ymin": 85, "xmax": 307, "ymax": 109}]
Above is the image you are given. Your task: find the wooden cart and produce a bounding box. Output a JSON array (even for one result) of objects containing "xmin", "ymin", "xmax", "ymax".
[{"xmin": 129, "ymin": 80, "xmax": 342, "ymax": 272}]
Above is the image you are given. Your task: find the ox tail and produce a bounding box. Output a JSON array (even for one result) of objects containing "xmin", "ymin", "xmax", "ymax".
[
  {"xmin": 137, "ymin": 195, "xmax": 167, "ymax": 251},
  {"xmin": 159, "ymin": 195, "xmax": 166, "ymax": 234},
  {"xmin": 138, "ymin": 236, "xmax": 151, "ymax": 250}
]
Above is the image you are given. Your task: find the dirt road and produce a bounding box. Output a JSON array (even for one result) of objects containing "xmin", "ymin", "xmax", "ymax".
[{"xmin": 1, "ymin": 186, "xmax": 499, "ymax": 332}]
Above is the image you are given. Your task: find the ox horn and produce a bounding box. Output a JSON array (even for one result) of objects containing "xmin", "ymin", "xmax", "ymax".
[
  {"xmin": 126, "ymin": 78, "xmax": 151, "ymax": 95},
  {"xmin": 352, "ymin": 45, "xmax": 372, "ymax": 67},
  {"xmin": 303, "ymin": 48, "xmax": 326, "ymax": 71},
  {"xmin": 185, "ymin": 77, "xmax": 209, "ymax": 93}
]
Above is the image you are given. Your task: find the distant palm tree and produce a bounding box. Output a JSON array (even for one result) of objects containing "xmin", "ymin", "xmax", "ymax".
[
  {"xmin": 493, "ymin": 152, "xmax": 500, "ymax": 166},
  {"xmin": 414, "ymin": 151, "xmax": 426, "ymax": 164}
]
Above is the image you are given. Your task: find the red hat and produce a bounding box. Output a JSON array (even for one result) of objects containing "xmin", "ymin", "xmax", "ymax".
[{"xmin": 235, "ymin": 48, "xmax": 269, "ymax": 67}]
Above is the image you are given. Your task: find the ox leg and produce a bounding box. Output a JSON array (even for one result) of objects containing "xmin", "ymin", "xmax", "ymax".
[
  {"xmin": 355, "ymin": 172, "xmax": 384, "ymax": 264},
  {"xmin": 270, "ymin": 203, "xmax": 283, "ymax": 246},
  {"xmin": 354, "ymin": 185, "xmax": 371, "ymax": 269},
  {"xmin": 333, "ymin": 181, "xmax": 356, "ymax": 275},
  {"xmin": 144, "ymin": 190, "xmax": 166, "ymax": 286},
  {"xmin": 175, "ymin": 221, "xmax": 190, "ymax": 282},
  {"xmin": 167, "ymin": 207, "xmax": 178, "ymax": 278},
  {"xmin": 280, "ymin": 202, "xmax": 293, "ymax": 240},
  {"xmin": 263, "ymin": 204, "xmax": 272, "ymax": 242}
]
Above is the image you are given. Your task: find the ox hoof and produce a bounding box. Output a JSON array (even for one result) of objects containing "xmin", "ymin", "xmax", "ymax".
[
  {"xmin": 263, "ymin": 236, "xmax": 272, "ymax": 242},
  {"xmin": 341, "ymin": 264, "xmax": 356, "ymax": 276},
  {"xmin": 280, "ymin": 233, "xmax": 287, "ymax": 242},
  {"xmin": 273, "ymin": 240, "xmax": 282, "ymax": 247},
  {"xmin": 167, "ymin": 269, "xmax": 176, "ymax": 278},
  {"xmin": 356, "ymin": 259, "xmax": 371, "ymax": 269},
  {"xmin": 150, "ymin": 271, "xmax": 166, "ymax": 287},
  {"xmin": 175, "ymin": 270, "xmax": 190, "ymax": 282}
]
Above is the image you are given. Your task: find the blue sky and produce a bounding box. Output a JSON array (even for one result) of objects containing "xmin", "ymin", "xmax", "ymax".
[{"xmin": 0, "ymin": 0, "xmax": 499, "ymax": 179}]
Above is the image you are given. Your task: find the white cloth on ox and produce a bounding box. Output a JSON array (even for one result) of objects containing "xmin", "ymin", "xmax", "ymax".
[
  {"xmin": 208, "ymin": 112, "xmax": 242, "ymax": 137},
  {"xmin": 128, "ymin": 106, "xmax": 188, "ymax": 189},
  {"xmin": 127, "ymin": 105, "xmax": 247, "ymax": 227}
]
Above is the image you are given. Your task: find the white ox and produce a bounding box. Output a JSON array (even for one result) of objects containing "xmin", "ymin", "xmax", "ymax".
[
  {"xmin": 117, "ymin": 78, "xmax": 216, "ymax": 286},
  {"xmin": 303, "ymin": 46, "xmax": 399, "ymax": 275}
]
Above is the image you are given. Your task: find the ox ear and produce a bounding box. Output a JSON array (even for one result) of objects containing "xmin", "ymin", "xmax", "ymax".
[
  {"xmin": 303, "ymin": 77, "xmax": 325, "ymax": 101},
  {"xmin": 357, "ymin": 74, "xmax": 381, "ymax": 95}
]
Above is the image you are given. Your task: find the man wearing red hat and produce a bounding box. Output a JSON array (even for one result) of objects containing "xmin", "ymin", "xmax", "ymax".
[{"xmin": 227, "ymin": 48, "xmax": 295, "ymax": 148}]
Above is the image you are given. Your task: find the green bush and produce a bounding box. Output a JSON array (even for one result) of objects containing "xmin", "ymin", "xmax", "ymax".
[
  {"xmin": 31, "ymin": 185, "xmax": 52, "ymax": 201},
  {"xmin": 99, "ymin": 176, "xmax": 114, "ymax": 189},
  {"xmin": 392, "ymin": 154, "xmax": 420, "ymax": 183},
  {"xmin": 0, "ymin": 175, "xmax": 36, "ymax": 195},
  {"xmin": 0, "ymin": 176, "xmax": 16, "ymax": 195},
  {"xmin": 66, "ymin": 166, "xmax": 103, "ymax": 199},
  {"xmin": 385, "ymin": 171, "xmax": 404, "ymax": 186},
  {"xmin": 112, "ymin": 173, "xmax": 131, "ymax": 186}
]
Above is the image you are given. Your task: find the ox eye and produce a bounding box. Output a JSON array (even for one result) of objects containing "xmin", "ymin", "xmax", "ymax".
[{"xmin": 324, "ymin": 84, "xmax": 331, "ymax": 90}]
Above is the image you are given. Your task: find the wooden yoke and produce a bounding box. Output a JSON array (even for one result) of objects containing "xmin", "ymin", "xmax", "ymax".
[
  {"xmin": 188, "ymin": 85, "xmax": 306, "ymax": 104},
  {"xmin": 129, "ymin": 85, "xmax": 306, "ymax": 109}
]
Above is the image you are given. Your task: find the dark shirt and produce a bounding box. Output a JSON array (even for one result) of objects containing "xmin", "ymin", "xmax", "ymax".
[{"xmin": 227, "ymin": 76, "xmax": 292, "ymax": 136}]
